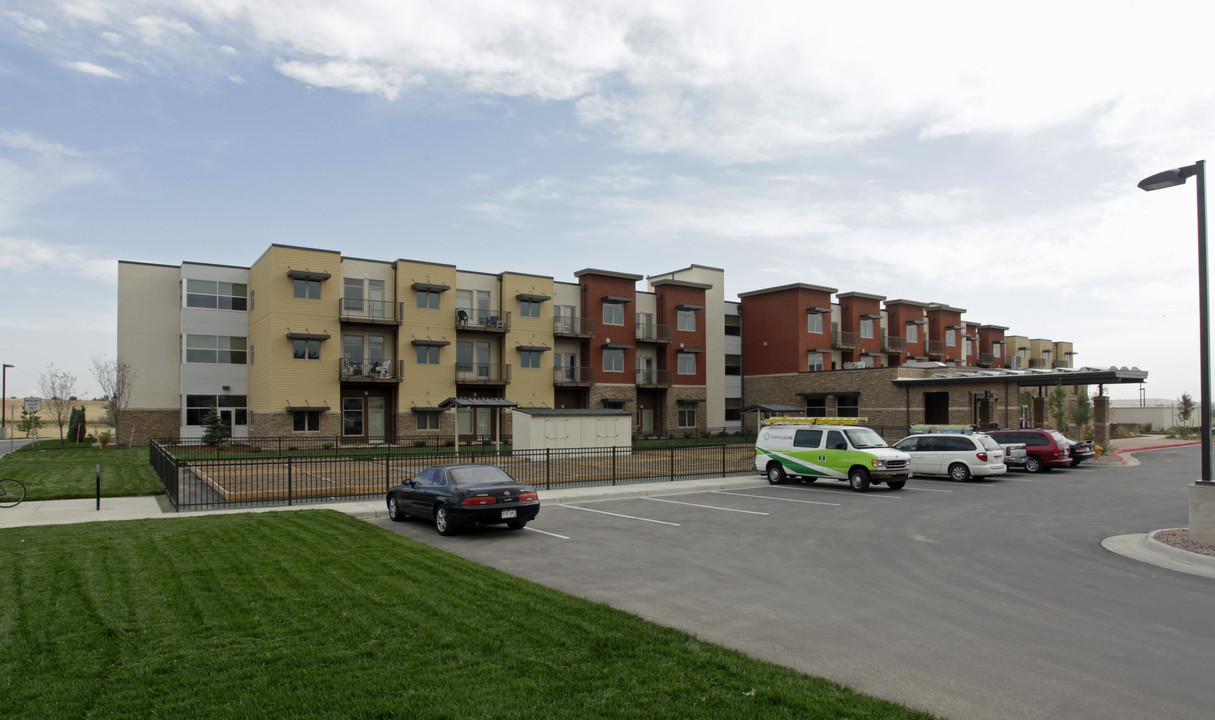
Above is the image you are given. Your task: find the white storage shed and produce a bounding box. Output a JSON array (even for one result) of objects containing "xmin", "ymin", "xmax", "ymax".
[{"xmin": 511, "ymin": 408, "xmax": 633, "ymax": 451}]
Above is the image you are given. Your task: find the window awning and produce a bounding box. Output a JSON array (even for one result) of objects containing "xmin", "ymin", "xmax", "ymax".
[
  {"xmin": 516, "ymin": 344, "xmax": 551, "ymax": 352},
  {"xmin": 807, "ymin": 306, "xmax": 831, "ymax": 314},
  {"xmin": 411, "ymin": 282, "xmax": 450, "ymax": 292},
  {"xmin": 516, "ymin": 293, "xmax": 551, "ymax": 302},
  {"xmin": 409, "ymin": 406, "xmax": 444, "ymax": 413},
  {"xmin": 287, "ymin": 269, "xmax": 331, "ymax": 281},
  {"xmin": 678, "ymin": 348, "xmax": 705, "ymax": 354},
  {"xmin": 411, "ymin": 339, "xmax": 451, "ymax": 347},
  {"xmin": 437, "ymin": 397, "xmax": 519, "ymax": 409},
  {"xmin": 285, "ymin": 404, "xmax": 330, "ymax": 412},
  {"xmin": 602, "ymin": 343, "xmax": 633, "ymax": 349},
  {"xmin": 286, "ymin": 331, "xmax": 331, "ymax": 340},
  {"xmin": 676, "ymin": 303, "xmax": 704, "ymax": 311},
  {"xmin": 602, "ymin": 295, "xmax": 633, "ymax": 303}
]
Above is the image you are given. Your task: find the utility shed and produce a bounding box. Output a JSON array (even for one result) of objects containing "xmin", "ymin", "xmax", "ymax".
[{"xmin": 512, "ymin": 408, "xmax": 632, "ymax": 451}]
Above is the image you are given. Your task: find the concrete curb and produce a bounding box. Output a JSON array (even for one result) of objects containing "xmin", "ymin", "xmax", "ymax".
[
  {"xmin": 1111, "ymin": 441, "xmax": 1201, "ymax": 467},
  {"xmin": 1102, "ymin": 531, "xmax": 1215, "ymax": 580}
]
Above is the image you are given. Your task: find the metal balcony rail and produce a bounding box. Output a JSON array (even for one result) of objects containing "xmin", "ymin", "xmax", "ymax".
[
  {"xmin": 340, "ymin": 298, "xmax": 402, "ymax": 323},
  {"xmin": 636, "ymin": 368, "xmax": 673, "ymax": 386},
  {"xmin": 553, "ymin": 316, "xmax": 596, "ymax": 336},
  {"xmin": 978, "ymin": 353, "xmax": 996, "ymax": 367},
  {"xmin": 554, "ymin": 366, "xmax": 595, "ymax": 384},
  {"xmin": 881, "ymin": 335, "xmax": 906, "ymax": 353},
  {"xmin": 927, "ymin": 340, "xmax": 947, "ymax": 356},
  {"xmin": 455, "ymin": 307, "xmax": 511, "ymax": 330},
  {"xmin": 339, "ymin": 358, "xmax": 402, "ymax": 380},
  {"xmin": 455, "ymin": 362, "xmax": 511, "ymax": 383},
  {"xmin": 635, "ymin": 321, "xmax": 672, "ymax": 343},
  {"xmin": 832, "ymin": 323, "xmax": 860, "ymax": 348}
]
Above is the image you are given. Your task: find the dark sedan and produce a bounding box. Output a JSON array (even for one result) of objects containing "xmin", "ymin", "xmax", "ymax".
[{"xmin": 386, "ymin": 464, "xmax": 540, "ymax": 535}]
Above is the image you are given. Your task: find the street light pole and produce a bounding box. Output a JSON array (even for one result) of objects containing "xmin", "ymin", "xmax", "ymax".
[
  {"xmin": 1, "ymin": 364, "xmax": 11, "ymax": 438},
  {"xmin": 1139, "ymin": 160, "xmax": 1210, "ymax": 484}
]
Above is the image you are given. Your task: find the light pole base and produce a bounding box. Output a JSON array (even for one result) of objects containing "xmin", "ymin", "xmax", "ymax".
[{"xmin": 1190, "ymin": 482, "xmax": 1215, "ymax": 543}]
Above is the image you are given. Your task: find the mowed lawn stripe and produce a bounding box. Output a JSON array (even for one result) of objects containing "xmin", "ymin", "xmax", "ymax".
[{"xmin": 1, "ymin": 511, "xmax": 940, "ymax": 719}]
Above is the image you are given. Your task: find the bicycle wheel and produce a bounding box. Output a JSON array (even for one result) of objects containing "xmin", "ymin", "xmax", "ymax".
[{"xmin": 0, "ymin": 478, "xmax": 26, "ymax": 508}]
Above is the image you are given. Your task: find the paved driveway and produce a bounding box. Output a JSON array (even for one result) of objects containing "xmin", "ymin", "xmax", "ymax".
[{"xmin": 373, "ymin": 448, "xmax": 1213, "ymax": 720}]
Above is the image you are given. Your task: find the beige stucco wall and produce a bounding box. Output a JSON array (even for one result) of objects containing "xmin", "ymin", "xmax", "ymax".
[
  {"xmin": 501, "ymin": 272, "xmax": 556, "ymax": 408},
  {"xmin": 117, "ymin": 261, "xmax": 181, "ymax": 412},
  {"xmin": 397, "ymin": 260, "xmax": 459, "ymax": 409}
]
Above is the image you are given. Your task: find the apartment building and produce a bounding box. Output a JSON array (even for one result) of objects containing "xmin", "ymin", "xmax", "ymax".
[{"xmin": 117, "ymin": 245, "xmax": 727, "ymax": 444}]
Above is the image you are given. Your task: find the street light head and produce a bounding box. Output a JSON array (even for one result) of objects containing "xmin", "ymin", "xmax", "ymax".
[{"xmin": 1138, "ymin": 164, "xmax": 1200, "ymax": 191}]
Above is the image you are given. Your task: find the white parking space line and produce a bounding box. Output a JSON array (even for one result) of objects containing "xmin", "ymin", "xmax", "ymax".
[
  {"xmin": 711, "ymin": 490, "xmax": 841, "ymax": 506},
  {"xmin": 768, "ymin": 485, "xmax": 902, "ymax": 499},
  {"xmin": 643, "ymin": 496, "xmax": 770, "ymax": 515},
  {"xmin": 900, "ymin": 486, "xmax": 954, "ymax": 493},
  {"xmin": 912, "ymin": 479, "xmax": 994, "ymax": 488},
  {"xmin": 561, "ymin": 504, "xmax": 681, "ymax": 526},
  {"xmin": 525, "ymin": 526, "xmax": 570, "ymax": 539}
]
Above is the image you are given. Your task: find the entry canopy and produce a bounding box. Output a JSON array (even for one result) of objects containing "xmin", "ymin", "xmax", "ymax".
[
  {"xmin": 742, "ymin": 403, "xmax": 802, "ymax": 413},
  {"xmin": 437, "ymin": 397, "xmax": 519, "ymax": 409},
  {"xmin": 892, "ymin": 366, "xmax": 1148, "ymax": 388}
]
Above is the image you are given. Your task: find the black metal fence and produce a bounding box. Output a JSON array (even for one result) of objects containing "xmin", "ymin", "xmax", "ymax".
[{"xmin": 150, "ymin": 439, "xmax": 758, "ymax": 512}]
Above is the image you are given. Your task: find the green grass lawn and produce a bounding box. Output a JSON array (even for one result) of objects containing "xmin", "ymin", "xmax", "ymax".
[
  {"xmin": 0, "ymin": 511, "xmax": 941, "ymax": 719},
  {"xmin": 0, "ymin": 441, "xmax": 162, "ymax": 501}
]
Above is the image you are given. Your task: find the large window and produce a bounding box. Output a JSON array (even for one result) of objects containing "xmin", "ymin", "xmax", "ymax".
[
  {"xmin": 725, "ymin": 314, "xmax": 741, "ymax": 336},
  {"xmin": 946, "ymin": 329, "xmax": 957, "ymax": 347},
  {"xmin": 416, "ymin": 412, "xmax": 440, "ymax": 431},
  {"xmin": 603, "ymin": 302, "xmax": 624, "ymax": 326},
  {"xmin": 293, "ymin": 411, "xmax": 321, "ymax": 432},
  {"xmin": 860, "ymin": 318, "xmax": 874, "ymax": 339},
  {"xmin": 837, "ymin": 393, "xmax": 860, "ymax": 417},
  {"xmin": 807, "ymin": 312, "xmax": 823, "ymax": 334},
  {"xmin": 416, "ymin": 346, "xmax": 440, "ymax": 365},
  {"xmin": 293, "ymin": 339, "xmax": 321, "ymax": 360},
  {"xmin": 994, "ymin": 343, "xmax": 1003, "ymax": 358},
  {"xmin": 520, "ymin": 350, "xmax": 542, "ymax": 369},
  {"xmin": 807, "ymin": 352, "xmax": 824, "ymax": 372},
  {"xmin": 677, "ymin": 403, "xmax": 696, "ymax": 428},
  {"xmin": 603, "ymin": 348, "xmax": 624, "ymax": 373},
  {"xmin": 185, "ymin": 335, "xmax": 247, "ymax": 364},
  {"xmin": 906, "ymin": 323, "xmax": 918, "ymax": 343},
  {"xmin": 520, "ymin": 300, "xmax": 541, "ymax": 318},
  {"xmin": 293, "ymin": 278, "xmax": 321, "ymax": 300},
  {"xmin": 677, "ymin": 352, "xmax": 696, "ymax": 375},
  {"xmin": 677, "ymin": 310, "xmax": 695, "ymax": 332},
  {"xmin": 186, "ymin": 280, "xmax": 247, "ymax": 311},
  {"xmin": 724, "ymin": 397, "xmax": 741, "ymax": 422},
  {"xmin": 417, "ymin": 290, "xmax": 440, "ymax": 309},
  {"xmin": 725, "ymin": 354, "xmax": 741, "ymax": 376},
  {"xmin": 343, "ymin": 398, "xmax": 363, "ymax": 436},
  {"xmin": 185, "ymin": 395, "xmax": 247, "ymax": 427},
  {"xmin": 804, "ymin": 396, "xmax": 827, "ymax": 417}
]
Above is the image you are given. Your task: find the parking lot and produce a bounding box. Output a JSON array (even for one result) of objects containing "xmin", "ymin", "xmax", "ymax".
[{"xmin": 373, "ymin": 448, "xmax": 1215, "ymax": 720}]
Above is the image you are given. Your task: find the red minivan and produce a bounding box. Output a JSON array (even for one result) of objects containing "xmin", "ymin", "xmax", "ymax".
[{"xmin": 986, "ymin": 429, "xmax": 1073, "ymax": 473}]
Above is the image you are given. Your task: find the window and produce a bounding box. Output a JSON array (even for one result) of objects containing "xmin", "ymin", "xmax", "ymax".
[
  {"xmin": 603, "ymin": 348, "xmax": 624, "ymax": 373},
  {"xmin": 725, "ymin": 354, "xmax": 741, "ymax": 376},
  {"xmin": 677, "ymin": 310, "xmax": 695, "ymax": 332},
  {"xmin": 837, "ymin": 394, "xmax": 860, "ymax": 417},
  {"xmin": 965, "ymin": 339, "xmax": 973, "ymax": 356},
  {"xmin": 724, "ymin": 397, "xmax": 741, "ymax": 422},
  {"xmin": 520, "ymin": 350, "xmax": 542, "ymax": 369},
  {"xmin": 906, "ymin": 323, "xmax": 918, "ymax": 343},
  {"xmin": 185, "ymin": 395, "xmax": 247, "ymax": 426},
  {"xmin": 725, "ymin": 314, "xmax": 741, "ymax": 336},
  {"xmin": 793, "ymin": 429, "xmax": 823, "ymax": 448},
  {"xmin": 603, "ymin": 302, "xmax": 624, "ymax": 326},
  {"xmin": 994, "ymin": 343, "xmax": 1003, "ymax": 358},
  {"xmin": 186, "ymin": 280, "xmax": 247, "ymax": 311},
  {"xmin": 417, "ymin": 290, "xmax": 440, "ymax": 310},
  {"xmin": 293, "ymin": 411, "xmax": 321, "ymax": 432},
  {"xmin": 293, "ymin": 278, "xmax": 321, "ymax": 300},
  {"xmin": 520, "ymin": 300, "xmax": 541, "ymax": 318},
  {"xmin": 677, "ymin": 352, "xmax": 696, "ymax": 375},
  {"xmin": 946, "ymin": 329, "xmax": 957, "ymax": 347},
  {"xmin": 807, "ymin": 352, "xmax": 824, "ymax": 372},
  {"xmin": 457, "ymin": 288, "xmax": 491, "ymax": 324},
  {"xmin": 860, "ymin": 318, "xmax": 874, "ymax": 339},
  {"xmin": 807, "ymin": 312, "xmax": 823, "ymax": 334},
  {"xmin": 185, "ymin": 335, "xmax": 247, "ymax": 364},
  {"xmin": 343, "ymin": 398, "xmax": 363, "ymax": 436},
  {"xmin": 416, "ymin": 412, "xmax": 440, "ymax": 431},
  {"xmin": 677, "ymin": 403, "xmax": 696, "ymax": 428},
  {"xmin": 416, "ymin": 346, "xmax": 440, "ymax": 364},
  {"xmin": 804, "ymin": 396, "xmax": 826, "ymax": 417},
  {"xmin": 293, "ymin": 339, "xmax": 321, "ymax": 360}
]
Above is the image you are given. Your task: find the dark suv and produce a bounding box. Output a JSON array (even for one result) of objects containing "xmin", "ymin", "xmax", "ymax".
[{"xmin": 986, "ymin": 429, "xmax": 1073, "ymax": 473}]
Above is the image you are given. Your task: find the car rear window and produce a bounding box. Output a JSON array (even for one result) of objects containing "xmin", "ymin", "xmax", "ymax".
[
  {"xmin": 448, "ymin": 466, "xmax": 513, "ymax": 486},
  {"xmin": 945, "ymin": 436, "xmax": 975, "ymax": 451},
  {"xmin": 977, "ymin": 435, "xmax": 1001, "ymax": 451}
]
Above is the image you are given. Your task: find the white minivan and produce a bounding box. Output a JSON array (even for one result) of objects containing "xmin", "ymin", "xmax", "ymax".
[{"xmin": 892, "ymin": 432, "xmax": 1007, "ymax": 481}]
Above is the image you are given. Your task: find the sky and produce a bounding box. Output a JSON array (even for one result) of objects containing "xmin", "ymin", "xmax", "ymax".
[{"xmin": 1, "ymin": 0, "xmax": 1213, "ymax": 407}]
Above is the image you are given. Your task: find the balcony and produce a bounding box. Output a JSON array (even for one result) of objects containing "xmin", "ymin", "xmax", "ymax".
[
  {"xmin": 554, "ymin": 366, "xmax": 595, "ymax": 387},
  {"xmin": 636, "ymin": 368, "xmax": 672, "ymax": 388},
  {"xmin": 340, "ymin": 358, "xmax": 402, "ymax": 383},
  {"xmin": 635, "ymin": 321, "xmax": 672, "ymax": 344},
  {"xmin": 456, "ymin": 308, "xmax": 510, "ymax": 333},
  {"xmin": 978, "ymin": 353, "xmax": 996, "ymax": 367},
  {"xmin": 1029, "ymin": 358, "xmax": 1047, "ymax": 368},
  {"xmin": 831, "ymin": 323, "xmax": 859, "ymax": 349},
  {"xmin": 881, "ymin": 335, "xmax": 906, "ymax": 353},
  {"xmin": 339, "ymin": 298, "xmax": 403, "ymax": 325},
  {"xmin": 553, "ymin": 316, "xmax": 596, "ymax": 338},
  {"xmin": 926, "ymin": 340, "xmax": 947, "ymax": 358},
  {"xmin": 455, "ymin": 363, "xmax": 511, "ymax": 385}
]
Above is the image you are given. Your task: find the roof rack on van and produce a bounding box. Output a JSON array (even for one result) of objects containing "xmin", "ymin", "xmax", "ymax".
[
  {"xmin": 909, "ymin": 424, "xmax": 975, "ymax": 434},
  {"xmin": 761, "ymin": 416, "xmax": 869, "ymax": 426}
]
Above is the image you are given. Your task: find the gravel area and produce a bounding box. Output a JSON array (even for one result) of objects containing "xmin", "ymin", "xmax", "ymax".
[{"xmin": 1152, "ymin": 528, "xmax": 1215, "ymax": 558}]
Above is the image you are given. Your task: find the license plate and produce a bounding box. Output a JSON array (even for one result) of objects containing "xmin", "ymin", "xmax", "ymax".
[{"xmin": 501, "ymin": 509, "xmax": 517, "ymax": 519}]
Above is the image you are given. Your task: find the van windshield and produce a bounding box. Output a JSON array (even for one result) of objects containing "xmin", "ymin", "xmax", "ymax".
[{"xmin": 844, "ymin": 428, "xmax": 888, "ymax": 449}]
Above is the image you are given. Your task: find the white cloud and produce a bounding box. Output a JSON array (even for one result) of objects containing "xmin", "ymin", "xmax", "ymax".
[
  {"xmin": 3, "ymin": 10, "xmax": 48, "ymax": 32},
  {"xmin": 131, "ymin": 15, "xmax": 197, "ymax": 47},
  {"xmin": 61, "ymin": 60, "xmax": 121, "ymax": 78},
  {"xmin": 274, "ymin": 59, "xmax": 419, "ymax": 100}
]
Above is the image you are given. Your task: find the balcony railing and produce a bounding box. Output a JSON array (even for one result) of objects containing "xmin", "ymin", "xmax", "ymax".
[
  {"xmin": 554, "ymin": 366, "xmax": 595, "ymax": 386},
  {"xmin": 927, "ymin": 340, "xmax": 947, "ymax": 357},
  {"xmin": 456, "ymin": 308, "xmax": 511, "ymax": 332},
  {"xmin": 1029, "ymin": 358, "xmax": 1047, "ymax": 368},
  {"xmin": 978, "ymin": 353, "xmax": 995, "ymax": 367},
  {"xmin": 832, "ymin": 323, "xmax": 859, "ymax": 349},
  {"xmin": 881, "ymin": 335, "xmax": 906, "ymax": 353},
  {"xmin": 553, "ymin": 317, "xmax": 596, "ymax": 337},
  {"xmin": 340, "ymin": 298, "xmax": 403, "ymax": 324},
  {"xmin": 635, "ymin": 322, "xmax": 672, "ymax": 344},
  {"xmin": 340, "ymin": 358, "xmax": 402, "ymax": 382},
  {"xmin": 636, "ymin": 368, "xmax": 672, "ymax": 387},
  {"xmin": 455, "ymin": 363, "xmax": 511, "ymax": 384}
]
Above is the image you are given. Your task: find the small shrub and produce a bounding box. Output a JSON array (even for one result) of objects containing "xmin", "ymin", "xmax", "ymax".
[
  {"xmin": 413, "ymin": 439, "xmax": 427, "ymax": 448},
  {"xmin": 322, "ymin": 442, "xmax": 334, "ymax": 450},
  {"xmin": 1143, "ymin": 422, "xmax": 1153, "ymax": 433},
  {"xmin": 250, "ymin": 445, "xmax": 262, "ymax": 453},
  {"xmin": 444, "ymin": 439, "xmax": 455, "ymax": 447},
  {"xmin": 97, "ymin": 430, "xmax": 112, "ymax": 447},
  {"xmin": 287, "ymin": 445, "xmax": 299, "ymax": 451}
]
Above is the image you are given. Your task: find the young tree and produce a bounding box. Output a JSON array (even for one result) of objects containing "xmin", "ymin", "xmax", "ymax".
[
  {"xmin": 92, "ymin": 355, "xmax": 136, "ymax": 440},
  {"xmin": 1178, "ymin": 392, "xmax": 1195, "ymax": 430},
  {"xmin": 1048, "ymin": 383, "xmax": 1070, "ymax": 435},
  {"xmin": 38, "ymin": 364, "xmax": 78, "ymax": 445},
  {"xmin": 1070, "ymin": 391, "xmax": 1094, "ymax": 439},
  {"xmin": 67, "ymin": 405, "xmax": 85, "ymax": 443},
  {"xmin": 202, "ymin": 407, "xmax": 230, "ymax": 447},
  {"xmin": 17, "ymin": 409, "xmax": 42, "ymax": 438}
]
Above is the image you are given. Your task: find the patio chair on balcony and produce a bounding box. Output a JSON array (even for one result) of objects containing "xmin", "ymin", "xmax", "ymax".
[{"xmin": 456, "ymin": 309, "xmax": 468, "ymax": 327}]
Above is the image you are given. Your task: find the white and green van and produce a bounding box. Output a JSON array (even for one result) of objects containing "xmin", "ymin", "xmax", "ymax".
[{"xmin": 754, "ymin": 417, "xmax": 912, "ymax": 492}]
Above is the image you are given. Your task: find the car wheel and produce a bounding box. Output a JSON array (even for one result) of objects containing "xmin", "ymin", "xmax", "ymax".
[
  {"xmin": 507, "ymin": 520, "xmax": 527, "ymax": 530},
  {"xmin": 1024, "ymin": 456, "xmax": 1043, "ymax": 473},
  {"xmin": 387, "ymin": 495, "xmax": 408, "ymax": 522},
  {"xmin": 887, "ymin": 480, "xmax": 906, "ymax": 490},
  {"xmin": 435, "ymin": 505, "xmax": 456, "ymax": 536},
  {"xmin": 1070, "ymin": 458, "xmax": 1082, "ymax": 467},
  {"xmin": 848, "ymin": 467, "xmax": 871, "ymax": 492},
  {"xmin": 948, "ymin": 463, "xmax": 972, "ymax": 482},
  {"xmin": 766, "ymin": 463, "xmax": 787, "ymax": 485}
]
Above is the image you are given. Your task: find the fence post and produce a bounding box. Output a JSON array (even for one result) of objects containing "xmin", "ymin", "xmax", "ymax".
[
  {"xmin": 545, "ymin": 448, "xmax": 551, "ymax": 490},
  {"xmin": 287, "ymin": 456, "xmax": 293, "ymax": 506},
  {"xmin": 96, "ymin": 463, "xmax": 101, "ymax": 511},
  {"xmin": 722, "ymin": 442, "xmax": 727, "ymax": 477},
  {"xmin": 612, "ymin": 446, "xmax": 617, "ymax": 486},
  {"xmin": 670, "ymin": 444, "xmax": 675, "ymax": 481}
]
